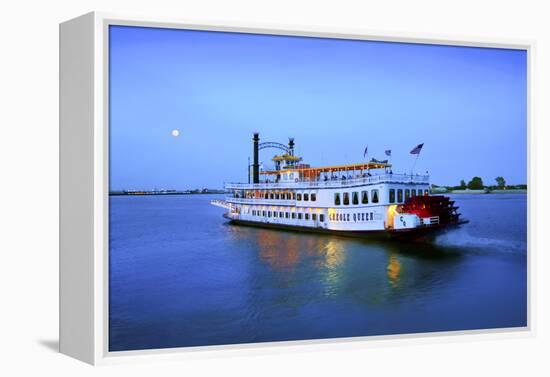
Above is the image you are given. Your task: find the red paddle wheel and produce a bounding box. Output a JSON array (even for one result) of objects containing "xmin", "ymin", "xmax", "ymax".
[{"xmin": 401, "ymin": 195, "xmax": 461, "ymax": 225}]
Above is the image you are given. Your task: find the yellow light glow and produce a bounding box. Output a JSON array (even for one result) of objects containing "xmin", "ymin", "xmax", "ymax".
[{"xmin": 387, "ymin": 205, "xmax": 397, "ymax": 228}]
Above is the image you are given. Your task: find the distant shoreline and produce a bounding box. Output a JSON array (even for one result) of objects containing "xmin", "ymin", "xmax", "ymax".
[
  {"xmin": 443, "ymin": 189, "xmax": 527, "ymax": 195},
  {"xmin": 109, "ymin": 191, "xmax": 224, "ymax": 196}
]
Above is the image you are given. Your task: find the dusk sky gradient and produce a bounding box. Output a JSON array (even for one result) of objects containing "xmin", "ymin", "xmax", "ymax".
[{"xmin": 109, "ymin": 26, "xmax": 527, "ymax": 190}]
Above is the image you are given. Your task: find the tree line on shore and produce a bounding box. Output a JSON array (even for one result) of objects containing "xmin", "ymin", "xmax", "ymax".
[{"xmin": 433, "ymin": 176, "xmax": 527, "ymax": 191}]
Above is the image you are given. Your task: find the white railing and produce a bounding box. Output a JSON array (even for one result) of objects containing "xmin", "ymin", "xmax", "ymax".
[
  {"xmin": 226, "ymin": 197, "xmax": 290, "ymax": 206},
  {"xmin": 226, "ymin": 173, "xmax": 429, "ymax": 190},
  {"xmin": 210, "ymin": 199, "xmax": 231, "ymax": 209}
]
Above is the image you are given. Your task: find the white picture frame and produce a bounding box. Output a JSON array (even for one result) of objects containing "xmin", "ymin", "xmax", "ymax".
[{"xmin": 59, "ymin": 11, "xmax": 535, "ymax": 365}]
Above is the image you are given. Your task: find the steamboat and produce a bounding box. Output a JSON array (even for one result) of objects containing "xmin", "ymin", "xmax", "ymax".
[{"xmin": 211, "ymin": 133, "xmax": 467, "ymax": 240}]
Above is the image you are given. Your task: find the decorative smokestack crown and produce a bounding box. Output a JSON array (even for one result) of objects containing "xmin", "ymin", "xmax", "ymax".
[{"xmin": 288, "ymin": 137, "xmax": 295, "ymax": 156}]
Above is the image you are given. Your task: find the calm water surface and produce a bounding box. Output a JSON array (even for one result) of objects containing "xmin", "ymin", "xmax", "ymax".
[{"xmin": 109, "ymin": 194, "xmax": 527, "ymax": 351}]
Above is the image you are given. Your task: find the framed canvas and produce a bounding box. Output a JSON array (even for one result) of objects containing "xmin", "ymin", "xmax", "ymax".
[{"xmin": 60, "ymin": 12, "xmax": 534, "ymax": 365}]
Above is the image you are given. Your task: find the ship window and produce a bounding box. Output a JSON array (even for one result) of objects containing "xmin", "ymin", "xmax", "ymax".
[
  {"xmin": 405, "ymin": 189, "xmax": 410, "ymax": 201},
  {"xmin": 411, "ymin": 189, "xmax": 416, "ymax": 197},
  {"xmin": 424, "ymin": 189, "xmax": 429, "ymax": 196},
  {"xmin": 305, "ymin": 213, "xmax": 310, "ymax": 220},
  {"xmin": 298, "ymin": 213, "xmax": 302, "ymax": 220},
  {"xmin": 320, "ymin": 214, "xmax": 325, "ymax": 222},
  {"xmin": 264, "ymin": 192, "xmax": 268, "ymax": 199},
  {"xmin": 268, "ymin": 211, "xmax": 272, "ymax": 217},
  {"xmin": 353, "ymin": 213, "xmax": 356, "ymax": 222},
  {"xmin": 292, "ymin": 212, "xmax": 296, "ymax": 219},
  {"xmin": 297, "ymin": 193, "xmax": 302, "ymax": 201},
  {"xmin": 279, "ymin": 211, "xmax": 284, "ymax": 217},
  {"xmin": 343, "ymin": 192, "xmax": 350, "ymax": 205},
  {"xmin": 372, "ymin": 189, "xmax": 379, "ymax": 203},
  {"xmin": 352, "ymin": 192, "xmax": 359, "ymax": 205},
  {"xmin": 311, "ymin": 193, "xmax": 317, "ymax": 201},
  {"xmin": 304, "ymin": 193, "xmax": 309, "ymax": 201},
  {"xmin": 274, "ymin": 211, "xmax": 278, "ymax": 218},
  {"xmin": 334, "ymin": 193, "xmax": 341, "ymax": 206},
  {"xmin": 389, "ymin": 189, "xmax": 396, "ymax": 203},
  {"xmin": 347, "ymin": 214, "xmax": 350, "ymax": 221},
  {"xmin": 361, "ymin": 191, "xmax": 369, "ymax": 204},
  {"xmin": 285, "ymin": 212, "xmax": 289, "ymax": 218},
  {"xmin": 370, "ymin": 212, "xmax": 374, "ymax": 220},
  {"xmin": 270, "ymin": 193, "xmax": 274, "ymax": 199},
  {"xmin": 362, "ymin": 213, "xmax": 365, "ymax": 221},
  {"xmin": 397, "ymin": 189, "xmax": 403, "ymax": 202},
  {"xmin": 312, "ymin": 213, "xmax": 317, "ymax": 221}
]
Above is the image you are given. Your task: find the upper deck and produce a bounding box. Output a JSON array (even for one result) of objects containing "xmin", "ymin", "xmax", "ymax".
[{"xmin": 226, "ymin": 173, "xmax": 430, "ymax": 190}]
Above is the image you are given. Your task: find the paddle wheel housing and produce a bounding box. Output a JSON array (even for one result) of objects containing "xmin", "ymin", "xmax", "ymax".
[{"xmin": 401, "ymin": 195, "xmax": 461, "ymax": 225}]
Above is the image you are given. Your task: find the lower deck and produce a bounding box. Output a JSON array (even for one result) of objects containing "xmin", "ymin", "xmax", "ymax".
[
  {"xmin": 228, "ymin": 203, "xmax": 387, "ymax": 231},
  {"xmin": 225, "ymin": 214, "xmax": 467, "ymax": 241}
]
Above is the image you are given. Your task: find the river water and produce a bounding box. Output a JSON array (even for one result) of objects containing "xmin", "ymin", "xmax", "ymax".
[{"xmin": 109, "ymin": 194, "xmax": 527, "ymax": 351}]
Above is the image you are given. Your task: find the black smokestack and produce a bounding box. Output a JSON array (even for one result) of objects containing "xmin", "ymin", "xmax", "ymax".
[{"xmin": 253, "ymin": 133, "xmax": 260, "ymax": 184}]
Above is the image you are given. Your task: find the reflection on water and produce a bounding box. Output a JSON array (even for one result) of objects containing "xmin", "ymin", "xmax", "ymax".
[
  {"xmin": 253, "ymin": 228, "xmax": 402, "ymax": 294},
  {"xmin": 229, "ymin": 224, "xmax": 467, "ymax": 308},
  {"xmin": 387, "ymin": 254, "xmax": 402, "ymax": 288},
  {"xmin": 109, "ymin": 194, "xmax": 528, "ymax": 351}
]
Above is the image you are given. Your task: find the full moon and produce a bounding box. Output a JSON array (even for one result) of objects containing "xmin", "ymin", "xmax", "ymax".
[{"xmin": 171, "ymin": 129, "xmax": 180, "ymax": 137}]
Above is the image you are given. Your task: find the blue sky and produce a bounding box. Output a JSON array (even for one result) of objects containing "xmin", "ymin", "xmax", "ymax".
[{"xmin": 109, "ymin": 26, "xmax": 527, "ymax": 190}]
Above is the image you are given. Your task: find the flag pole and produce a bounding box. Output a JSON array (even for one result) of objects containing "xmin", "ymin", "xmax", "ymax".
[{"xmin": 411, "ymin": 153, "xmax": 420, "ymax": 175}]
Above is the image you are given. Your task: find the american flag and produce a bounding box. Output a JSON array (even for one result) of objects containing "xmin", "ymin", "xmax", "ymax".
[
  {"xmin": 410, "ymin": 143, "xmax": 424, "ymax": 155},
  {"xmin": 385, "ymin": 150, "xmax": 391, "ymax": 156}
]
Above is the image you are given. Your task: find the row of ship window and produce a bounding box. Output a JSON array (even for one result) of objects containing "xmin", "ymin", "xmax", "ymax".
[
  {"xmin": 251, "ymin": 209, "xmax": 325, "ymax": 222},
  {"xmin": 389, "ymin": 188, "xmax": 429, "ymax": 203},
  {"xmin": 240, "ymin": 187, "xmax": 429, "ymax": 204},
  {"xmin": 333, "ymin": 188, "xmax": 429, "ymax": 206},
  {"xmin": 242, "ymin": 192, "xmax": 317, "ymax": 201},
  {"xmin": 334, "ymin": 190, "xmax": 379, "ymax": 205}
]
